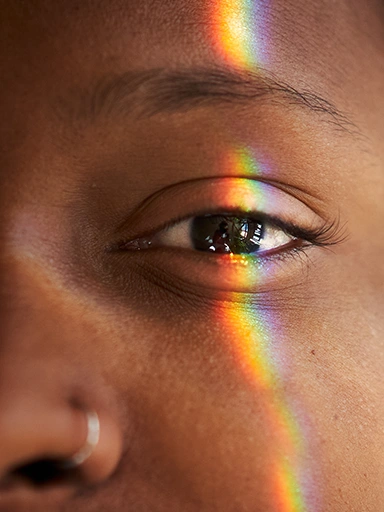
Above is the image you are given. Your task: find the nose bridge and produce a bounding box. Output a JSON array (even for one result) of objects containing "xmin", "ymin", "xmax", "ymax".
[
  {"xmin": 0, "ymin": 249, "xmax": 96, "ymax": 418},
  {"xmin": 0, "ymin": 169, "xmax": 82, "ymax": 333},
  {"xmin": 0, "ymin": 194, "xmax": 85, "ymax": 337},
  {"xmin": 0, "ymin": 246, "xmax": 69, "ymax": 352},
  {"xmin": 0, "ymin": 246, "xmax": 80, "ymax": 404}
]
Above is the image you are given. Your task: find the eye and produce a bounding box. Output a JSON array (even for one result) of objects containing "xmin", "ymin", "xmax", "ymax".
[
  {"xmin": 121, "ymin": 213, "xmax": 298, "ymax": 257},
  {"xmin": 150, "ymin": 214, "xmax": 294, "ymax": 256},
  {"xmin": 110, "ymin": 177, "xmax": 344, "ymax": 293}
]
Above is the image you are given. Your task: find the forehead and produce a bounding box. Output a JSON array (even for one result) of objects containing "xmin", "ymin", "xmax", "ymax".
[
  {"xmin": 0, "ymin": 0, "xmax": 382, "ymax": 145},
  {"xmin": 2, "ymin": 0, "xmax": 382, "ymax": 74}
]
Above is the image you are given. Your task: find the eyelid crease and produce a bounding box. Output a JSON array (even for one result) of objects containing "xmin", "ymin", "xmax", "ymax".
[
  {"xmin": 112, "ymin": 176, "xmax": 333, "ymax": 238},
  {"xmin": 114, "ymin": 176, "xmax": 337, "ymax": 235}
]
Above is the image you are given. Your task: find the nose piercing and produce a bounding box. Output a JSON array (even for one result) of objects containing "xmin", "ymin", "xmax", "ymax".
[{"xmin": 61, "ymin": 410, "xmax": 100, "ymax": 469}]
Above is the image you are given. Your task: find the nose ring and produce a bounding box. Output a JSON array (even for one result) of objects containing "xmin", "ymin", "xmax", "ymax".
[{"xmin": 61, "ymin": 410, "xmax": 100, "ymax": 469}]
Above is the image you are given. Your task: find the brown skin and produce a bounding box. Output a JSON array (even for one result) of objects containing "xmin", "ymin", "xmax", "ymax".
[{"xmin": 0, "ymin": 1, "xmax": 383, "ymax": 511}]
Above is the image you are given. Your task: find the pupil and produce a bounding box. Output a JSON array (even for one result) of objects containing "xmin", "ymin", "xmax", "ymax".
[{"xmin": 191, "ymin": 215, "xmax": 264, "ymax": 254}]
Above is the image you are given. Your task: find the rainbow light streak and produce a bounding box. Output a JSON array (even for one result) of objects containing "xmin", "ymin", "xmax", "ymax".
[
  {"xmin": 211, "ymin": 0, "xmax": 266, "ymax": 69},
  {"xmin": 223, "ymin": 147, "xmax": 262, "ymax": 177},
  {"xmin": 216, "ymin": 148, "xmax": 312, "ymax": 511}
]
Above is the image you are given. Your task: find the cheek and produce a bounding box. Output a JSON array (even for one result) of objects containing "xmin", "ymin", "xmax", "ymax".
[
  {"xmin": 272, "ymin": 291, "xmax": 384, "ymax": 510},
  {"xmin": 104, "ymin": 304, "xmax": 314, "ymax": 510},
  {"xmin": 90, "ymin": 281, "xmax": 384, "ymax": 511}
]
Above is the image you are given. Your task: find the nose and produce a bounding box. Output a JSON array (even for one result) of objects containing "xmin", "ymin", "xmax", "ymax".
[{"xmin": 0, "ymin": 257, "xmax": 123, "ymax": 508}]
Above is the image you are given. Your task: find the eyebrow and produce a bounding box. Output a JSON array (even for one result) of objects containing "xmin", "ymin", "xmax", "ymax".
[{"xmin": 58, "ymin": 66, "xmax": 358, "ymax": 135}]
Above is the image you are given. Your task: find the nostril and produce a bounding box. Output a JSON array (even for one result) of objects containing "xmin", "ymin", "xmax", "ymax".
[
  {"xmin": 1, "ymin": 458, "xmax": 78, "ymax": 489},
  {"xmin": 13, "ymin": 459, "xmax": 71, "ymax": 486}
]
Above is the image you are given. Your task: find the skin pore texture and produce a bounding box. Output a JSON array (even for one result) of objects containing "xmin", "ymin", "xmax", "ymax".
[{"xmin": 0, "ymin": 0, "xmax": 383, "ymax": 511}]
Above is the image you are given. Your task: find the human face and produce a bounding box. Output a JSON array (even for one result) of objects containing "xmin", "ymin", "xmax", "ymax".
[{"xmin": 0, "ymin": 1, "xmax": 383, "ymax": 511}]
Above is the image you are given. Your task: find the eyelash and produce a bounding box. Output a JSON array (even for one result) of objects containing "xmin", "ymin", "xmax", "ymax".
[{"xmin": 112, "ymin": 209, "xmax": 346, "ymax": 260}]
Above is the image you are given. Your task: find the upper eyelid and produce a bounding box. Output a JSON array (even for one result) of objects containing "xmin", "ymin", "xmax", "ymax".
[{"xmin": 112, "ymin": 177, "xmax": 327, "ymax": 242}]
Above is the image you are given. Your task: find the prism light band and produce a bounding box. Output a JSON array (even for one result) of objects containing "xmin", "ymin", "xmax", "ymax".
[
  {"xmin": 211, "ymin": 0, "xmax": 267, "ymax": 69},
  {"xmin": 214, "ymin": 147, "xmax": 314, "ymax": 511}
]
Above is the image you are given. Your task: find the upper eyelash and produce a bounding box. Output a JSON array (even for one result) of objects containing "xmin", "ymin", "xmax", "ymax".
[{"xmin": 110, "ymin": 209, "xmax": 346, "ymax": 253}]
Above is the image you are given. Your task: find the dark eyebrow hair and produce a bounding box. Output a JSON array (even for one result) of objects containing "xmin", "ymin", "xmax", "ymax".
[{"xmin": 57, "ymin": 66, "xmax": 358, "ymax": 135}]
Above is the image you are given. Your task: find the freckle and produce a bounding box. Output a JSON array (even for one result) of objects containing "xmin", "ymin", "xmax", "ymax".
[
  {"xmin": 334, "ymin": 414, "xmax": 339, "ymax": 420},
  {"xmin": 311, "ymin": 349, "xmax": 316, "ymax": 355}
]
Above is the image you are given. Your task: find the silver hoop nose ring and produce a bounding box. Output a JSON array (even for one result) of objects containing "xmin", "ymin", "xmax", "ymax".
[{"xmin": 61, "ymin": 410, "xmax": 100, "ymax": 469}]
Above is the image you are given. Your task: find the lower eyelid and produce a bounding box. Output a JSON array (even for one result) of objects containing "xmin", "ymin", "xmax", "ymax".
[{"xmin": 117, "ymin": 241, "xmax": 317, "ymax": 294}]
